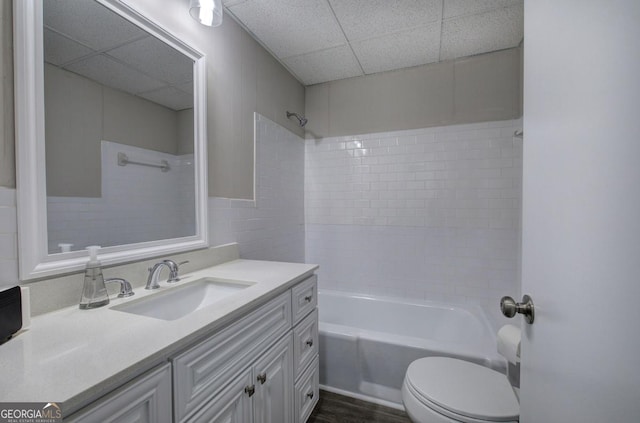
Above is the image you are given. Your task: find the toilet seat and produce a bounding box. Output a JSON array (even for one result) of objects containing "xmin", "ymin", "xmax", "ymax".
[{"xmin": 403, "ymin": 357, "xmax": 519, "ymax": 423}]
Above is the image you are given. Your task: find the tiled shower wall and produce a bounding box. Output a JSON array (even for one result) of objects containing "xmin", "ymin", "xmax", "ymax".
[
  {"xmin": 47, "ymin": 141, "xmax": 195, "ymax": 252},
  {"xmin": 305, "ymin": 119, "xmax": 522, "ymax": 318},
  {"xmin": 3, "ymin": 114, "xmax": 521, "ymax": 321},
  {"xmin": 208, "ymin": 114, "xmax": 305, "ymax": 263}
]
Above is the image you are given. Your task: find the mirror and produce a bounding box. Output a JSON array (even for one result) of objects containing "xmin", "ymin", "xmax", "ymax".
[{"xmin": 14, "ymin": 0, "xmax": 208, "ymax": 280}]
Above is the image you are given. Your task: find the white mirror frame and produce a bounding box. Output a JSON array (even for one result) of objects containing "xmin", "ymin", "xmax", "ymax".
[{"xmin": 14, "ymin": 0, "xmax": 208, "ymax": 280}]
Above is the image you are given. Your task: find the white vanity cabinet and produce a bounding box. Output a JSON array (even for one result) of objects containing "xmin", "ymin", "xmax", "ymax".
[
  {"xmin": 291, "ymin": 276, "xmax": 319, "ymax": 422},
  {"xmin": 189, "ymin": 334, "xmax": 294, "ymax": 423},
  {"xmin": 65, "ymin": 363, "xmax": 172, "ymax": 423},
  {"xmin": 177, "ymin": 275, "xmax": 319, "ymax": 423},
  {"xmin": 172, "ymin": 291, "xmax": 292, "ymax": 422},
  {"xmin": 65, "ymin": 274, "xmax": 319, "ymax": 423}
]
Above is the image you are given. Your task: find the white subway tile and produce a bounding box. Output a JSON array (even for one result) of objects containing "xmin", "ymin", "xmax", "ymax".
[
  {"xmin": 305, "ymin": 119, "xmax": 522, "ymax": 309},
  {"xmin": 0, "ymin": 233, "xmax": 16, "ymax": 259},
  {"xmin": 379, "ymin": 138, "xmax": 398, "ymax": 147},
  {"xmin": 397, "ymin": 136, "xmax": 417, "ymax": 145},
  {"xmin": 0, "ymin": 207, "xmax": 17, "ymax": 234},
  {"xmin": 0, "ymin": 189, "xmax": 16, "ymax": 207}
]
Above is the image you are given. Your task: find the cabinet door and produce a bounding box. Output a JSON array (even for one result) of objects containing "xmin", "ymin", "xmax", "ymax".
[
  {"xmin": 188, "ymin": 368, "xmax": 253, "ymax": 423},
  {"xmin": 173, "ymin": 291, "xmax": 291, "ymax": 422},
  {"xmin": 65, "ymin": 363, "xmax": 172, "ymax": 423},
  {"xmin": 253, "ymin": 334, "xmax": 294, "ymax": 423}
]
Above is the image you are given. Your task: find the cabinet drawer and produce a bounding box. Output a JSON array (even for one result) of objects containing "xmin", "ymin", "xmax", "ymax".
[
  {"xmin": 294, "ymin": 356, "xmax": 319, "ymax": 423},
  {"xmin": 173, "ymin": 291, "xmax": 292, "ymax": 422},
  {"xmin": 291, "ymin": 275, "xmax": 317, "ymax": 325},
  {"xmin": 66, "ymin": 363, "xmax": 172, "ymax": 423},
  {"xmin": 293, "ymin": 309, "xmax": 318, "ymax": 380}
]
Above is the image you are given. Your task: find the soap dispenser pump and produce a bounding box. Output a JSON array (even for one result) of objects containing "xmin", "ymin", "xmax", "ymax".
[{"xmin": 79, "ymin": 246, "xmax": 109, "ymax": 309}]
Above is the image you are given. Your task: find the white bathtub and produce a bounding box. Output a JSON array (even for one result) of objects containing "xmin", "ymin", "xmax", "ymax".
[{"xmin": 318, "ymin": 290, "xmax": 505, "ymax": 409}]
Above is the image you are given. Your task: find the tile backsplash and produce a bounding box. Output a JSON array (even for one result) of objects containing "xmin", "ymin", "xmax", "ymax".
[
  {"xmin": 0, "ymin": 188, "xmax": 18, "ymax": 289},
  {"xmin": 305, "ymin": 119, "xmax": 523, "ymax": 323}
]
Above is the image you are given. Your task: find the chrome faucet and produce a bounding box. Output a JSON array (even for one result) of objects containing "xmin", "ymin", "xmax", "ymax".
[{"xmin": 146, "ymin": 260, "xmax": 189, "ymax": 290}]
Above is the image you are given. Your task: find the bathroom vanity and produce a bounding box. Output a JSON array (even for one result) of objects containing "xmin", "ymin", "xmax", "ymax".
[
  {"xmin": 0, "ymin": 259, "xmax": 319, "ymax": 422},
  {"xmin": 6, "ymin": 0, "xmax": 321, "ymax": 420}
]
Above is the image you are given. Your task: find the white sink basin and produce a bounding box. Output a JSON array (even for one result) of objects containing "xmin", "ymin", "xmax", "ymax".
[{"xmin": 111, "ymin": 278, "xmax": 255, "ymax": 321}]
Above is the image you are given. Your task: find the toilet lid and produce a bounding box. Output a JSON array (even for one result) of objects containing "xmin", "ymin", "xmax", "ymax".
[{"xmin": 406, "ymin": 357, "xmax": 519, "ymax": 422}]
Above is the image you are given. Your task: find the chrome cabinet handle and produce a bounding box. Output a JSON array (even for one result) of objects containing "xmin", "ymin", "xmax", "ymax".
[
  {"xmin": 244, "ymin": 385, "xmax": 255, "ymax": 397},
  {"xmin": 304, "ymin": 295, "xmax": 313, "ymax": 302},
  {"xmin": 257, "ymin": 373, "xmax": 267, "ymax": 384},
  {"xmin": 500, "ymin": 294, "xmax": 535, "ymax": 324},
  {"xmin": 305, "ymin": 338, "xmax": 314, "ymax": 347}
]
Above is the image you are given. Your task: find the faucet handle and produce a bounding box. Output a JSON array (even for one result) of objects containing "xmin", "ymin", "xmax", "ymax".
[
  {"xmin": 165, "ymin": 260, "xmax": 189, "ymax": 283},
  {"xmin": 105, "ymin": 278, "xmax": 135, "ymax": 298}
]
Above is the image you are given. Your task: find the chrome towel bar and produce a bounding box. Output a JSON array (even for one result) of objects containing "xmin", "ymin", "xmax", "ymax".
[{"xmin": 117, "ymin": 152, "xmax": 170, "ymax": 172}]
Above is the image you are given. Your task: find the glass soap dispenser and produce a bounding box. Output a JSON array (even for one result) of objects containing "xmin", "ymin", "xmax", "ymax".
[{"xmin": 79, "ymin": 245, "xmax": 109, "ymax": 309}]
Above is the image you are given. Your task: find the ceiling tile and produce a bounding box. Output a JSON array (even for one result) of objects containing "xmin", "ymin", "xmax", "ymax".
[
  {"xmin": 107, "ymin": 36, "xmax": 193, "ymax": 85},
  {"xmin": 443, "ymin": 0, "xmax": 523, "ymax": 19},
  {"xmin": 176, "ymin": 81, "xmax": 194, "ymax": 96},
  {"xmin": 43, "ymin": 0, "xmax": 146, "ymax": 51},
  {"xmin": 282, "ymin": 45, "xmax": 363, "ymax": 85},
  {"xmin": 228, "ymin": 0, "xmax": 346, "ymax": 58},
  {"xmin": 329, "ymin": 0, "xmax": 442, "ymax": 41},
  {"xmin": 352, "ymin": 23, "xmax": 441, "ymax": 74},
  {"xmin": 66, "ymin": 54, "xmax": 165, "ymax": 95},
  {"xmin": 138, "ymin": 87, "xmax": 193, "ymax": 111},
  {"xmin": 44, "ymin": 28, "xmax": 95, "ymax": 66},
  {"xmin": 440, "ymin": 4, "xmax": 523, "ymax": 60}
]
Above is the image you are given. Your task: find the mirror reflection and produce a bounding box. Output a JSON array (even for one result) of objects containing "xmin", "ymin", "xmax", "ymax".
[{"xmin": 42, "ymin": 0, "xmax": 196, "ymax": 254}]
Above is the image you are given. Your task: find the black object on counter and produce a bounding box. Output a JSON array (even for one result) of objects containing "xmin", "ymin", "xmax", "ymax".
[{"xmin": 0, "ymin": 286, "xmax": 22, "ymax": 344}]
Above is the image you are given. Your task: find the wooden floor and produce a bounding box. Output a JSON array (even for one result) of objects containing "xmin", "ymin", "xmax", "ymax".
[{"xmin": 308, "ymin": 390, "xmax": 412, "ymax": 423}]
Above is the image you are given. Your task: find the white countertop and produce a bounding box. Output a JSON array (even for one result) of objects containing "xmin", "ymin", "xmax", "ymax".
[{"xmin": 0, "ymin": 259, "xmax": 317, "ymax": 416}]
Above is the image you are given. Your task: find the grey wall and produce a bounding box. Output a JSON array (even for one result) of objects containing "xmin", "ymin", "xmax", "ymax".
[
  {"xmin": 305, "ymin": 48, "xmax": 522, "ymax": 139},
  {"xmin": 121, "ymin": 0, "xmax": 305, "ymax": 200},
  {"xmin": 44, "ymin": 64, "xmax": 181, "ymax": 197},
  {"xmin": 0, "ymin": 1, "xmax": 14, "ymax": 189},
  {"xmin": 178, "ymin": 109, "xmax": 195, "ymax": 155},
  {"xmin": 0, "ymin": 0, "xmax": 305, "ymax": 200}
]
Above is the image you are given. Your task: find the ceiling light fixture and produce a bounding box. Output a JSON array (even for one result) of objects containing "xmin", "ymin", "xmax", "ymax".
[{"xmin": 189, "ymin": 0, "xmax": 223, "ymax": 27}]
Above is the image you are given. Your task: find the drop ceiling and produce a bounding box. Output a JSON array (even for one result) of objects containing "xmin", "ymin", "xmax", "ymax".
[
  {"xmin": 43, "ymin": 0, "xmax": 194, "ymax": 111},
  {"xmin": 224, "ymin": 0, "xmax": 524, "ymax": 86}
]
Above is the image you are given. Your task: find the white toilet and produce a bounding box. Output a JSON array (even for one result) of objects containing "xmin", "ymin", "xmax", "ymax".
[{"xmin": 401, "ymin": 326, "xmax": 521, "ymax": 423}]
